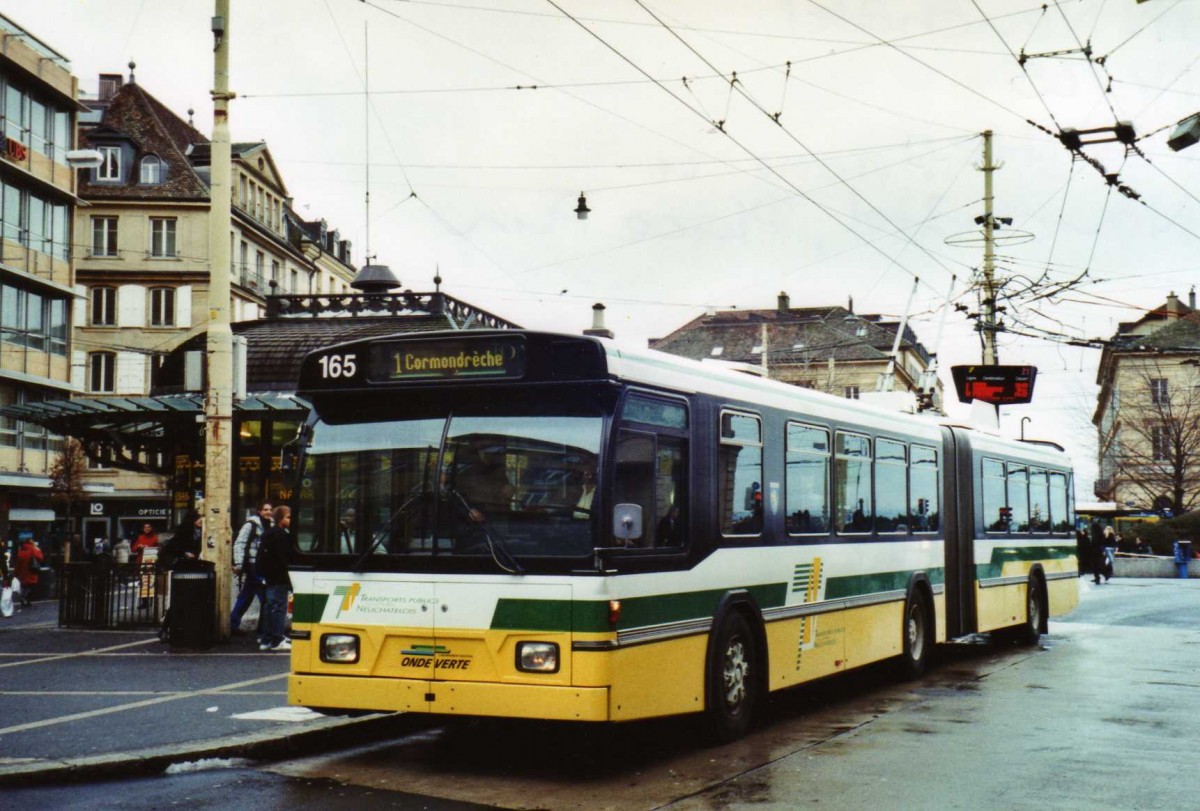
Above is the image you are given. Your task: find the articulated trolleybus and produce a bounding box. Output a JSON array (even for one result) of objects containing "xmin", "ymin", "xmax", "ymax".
[{"xmin": 287, "ymin": 330, "xmax": 1078, "ymax": 740}]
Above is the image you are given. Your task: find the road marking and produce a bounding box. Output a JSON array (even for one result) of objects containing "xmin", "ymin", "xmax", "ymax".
[
  {"xmin": 231, "ymin": 706, "xmax": 324, "ymax": 722},
  {"xmin": 0, "ymin": 638, "xmax": 159, "ymax": 669},
  {"xmin": 0, "ymin": 673, "xmax": 286, "ymax": 735}
]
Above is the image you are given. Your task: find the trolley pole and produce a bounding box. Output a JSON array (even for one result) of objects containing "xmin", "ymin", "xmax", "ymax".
[
  {"xmin": 980, "ymin": 130, "xmax": 999, "ymax": 366},
  {"xmin": 204, "ymin": 0, "xmax": 235, "ymax": 640}
]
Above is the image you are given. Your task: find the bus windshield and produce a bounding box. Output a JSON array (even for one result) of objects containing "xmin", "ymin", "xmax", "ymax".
[{"xmin": 295, "ymin": 409, "xmax": 604, "ymax": 562}]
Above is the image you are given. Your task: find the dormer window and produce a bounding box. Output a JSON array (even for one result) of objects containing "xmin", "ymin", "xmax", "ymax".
[
  {"xmin": 139, "ymin": 155, "xmax": 163, "ymax": 184},
  {"xmin": 96, "ymin": 145, "xmax": 121, "ymax": 181}
]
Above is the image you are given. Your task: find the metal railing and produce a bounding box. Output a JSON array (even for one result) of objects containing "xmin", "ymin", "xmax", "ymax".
[{"xmin": 58, "ymin": 561, "xmax": 165, "ymax": 629}]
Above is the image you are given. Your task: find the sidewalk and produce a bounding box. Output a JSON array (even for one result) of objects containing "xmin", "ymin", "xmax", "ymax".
[{"xmin": 0, "ymin": 599, "xmax": 411, "ymax": 786}]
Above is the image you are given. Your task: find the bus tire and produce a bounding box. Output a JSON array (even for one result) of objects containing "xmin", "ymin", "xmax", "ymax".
[
  {"xmin": 898, "ymin": 589, "xmax": 932, "ymax": 680},
  {"xmin": 706, "ymin": 611, "xmax": 759, "ymax": 743},
  {"xmin": 1018, "ymin": 574, "xmax": 1044, "ymax": 646}
]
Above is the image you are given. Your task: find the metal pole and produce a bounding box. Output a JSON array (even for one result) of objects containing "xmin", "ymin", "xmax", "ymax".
[
  {"xmin": 205, "ymin": 0, "xmax": 235, "ymax": 640},
  {"xmin": 981, "ymin": 130, "xmax": 999, "ymax": 366}
]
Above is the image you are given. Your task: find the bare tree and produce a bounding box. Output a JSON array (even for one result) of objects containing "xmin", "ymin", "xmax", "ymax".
[
  {"xmin": 1110, "ymin": 361, "xmax": 1200, "ymax": 514},
  {"xmin": 49, "ymin": 437, "xmax": 89, "ymax": 529}
]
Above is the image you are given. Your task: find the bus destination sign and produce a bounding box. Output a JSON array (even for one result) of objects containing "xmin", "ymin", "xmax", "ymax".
[
  {"xmin": 950, "ymin": 365, "xmax": 1037, "ymax": 405},
  {"xmin": 369, "ymin": 336, "xmax": 527, "ymax": 382}
]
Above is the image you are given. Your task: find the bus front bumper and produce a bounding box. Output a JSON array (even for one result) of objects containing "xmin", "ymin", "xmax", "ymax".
[{"xmin": 289, "ymin": 673, "xmax": 611, "ymax": 722}]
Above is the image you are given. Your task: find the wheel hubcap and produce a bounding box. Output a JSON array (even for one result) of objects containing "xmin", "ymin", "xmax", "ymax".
[
  {"xmin": 723, "ymin": 637, "xmax": 748, "ymax": 710},
  {"xmin": 907, "ymin": 604, "xmax": 924, "ymax": 660}
]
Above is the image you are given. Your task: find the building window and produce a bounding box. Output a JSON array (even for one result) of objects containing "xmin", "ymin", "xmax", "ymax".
[
  {"xmin": 1152, "ymin": 425, "xmax": 1171, "ymax": 461},
  {"xmin": 1, "ymin": 283, "xmax": 24, "ymax": 345},
  {"xmin": 96, "ymin": 145, "xmax": 121, "ymax": 181},
  {"xmin": 90, "ymin": 286, "xmax": 116, "ymax": 326},
  {"xmin": 88, "ymin": 352, "xmax": 116, "ymax": 393},
  {"xmin": 149, "ymin": 287, "xmax": 175, "ymax": 326},
  {"xmin": 4, "ymin": 83, "xmax": 27, "ymax": 144},
  {"xmin": 91, "ymin": 216, "xmax": 118, "ymax": 257},
  {"xmin": 1151, "ymin": 378, "xmax": 1168, "ymax": 405},
  {"xmin": 139, "ymin": 155, "xmax": 163, "ymax": 184},
  {"xmin": 0, "ymin": 383, "xmax": 16, "ymax": 446},
  {"xmin": 49, "ymin": 298, "xmax": 67, "ymax": 356},
  {"xmin": 270, "ymin": 259, "xmax": 280, "ymax": 289},
  {"xmin": 290, "ymin": 268, "xmax": 298, "ymax": 293},
  {"xmin": 150, "ymin": 217, "xmax": 177, "ymax": 257},
  {"xmin": 844, "ymin": 385, "xmax": 860, "ymax": 399}
]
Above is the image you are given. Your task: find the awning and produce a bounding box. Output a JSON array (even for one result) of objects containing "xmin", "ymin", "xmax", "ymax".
[
  {"xmin": 8, "ymin": 508, "xmax": 56, "ymax": 522},
  {"xmin": 0, "ymin": 392, "xmax": 310, "ymax": 474}
]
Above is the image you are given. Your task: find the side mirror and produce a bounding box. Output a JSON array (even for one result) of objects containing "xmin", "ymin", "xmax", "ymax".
[{"xmin": 613, "ymin": 503, "xmax": 643, "ymax": 542}]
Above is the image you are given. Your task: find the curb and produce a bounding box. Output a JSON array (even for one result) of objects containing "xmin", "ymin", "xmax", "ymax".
[{"xmin": 0, "ymin": 711, "xmax": 418, "ymax": 787}]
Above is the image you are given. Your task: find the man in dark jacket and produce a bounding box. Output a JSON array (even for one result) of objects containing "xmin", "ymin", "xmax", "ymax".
[{"xmin": 256, "ymin": 505, "xmax": 293, "ymax": 652}]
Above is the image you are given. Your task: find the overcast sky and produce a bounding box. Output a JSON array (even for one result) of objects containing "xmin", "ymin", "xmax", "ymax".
[{"xmin": 10, "ymin": 0, "xmax": 1200, "ymax": 495}]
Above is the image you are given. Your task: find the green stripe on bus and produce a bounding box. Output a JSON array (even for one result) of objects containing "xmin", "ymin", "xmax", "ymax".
[
  {"xmin": 975, "ymin": 544, "xmax": 1077, "ymax": 580},
  {"xmin": 492, "ymin": 583, "xmax": 789, "ymax": 633},
  {"xmin": 293, "ymin": 592, "xmax": 330, "ymax": 624},
  {"xmin": 824, "ymin": 567, "xmax": 946, "ymax": 600}
]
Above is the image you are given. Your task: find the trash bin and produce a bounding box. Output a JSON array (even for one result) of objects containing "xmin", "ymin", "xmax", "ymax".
[
  {"xmin": 1173, "ymin": 540, "xmax": 1192, "ymax": 579},
  {"xmin": 168, "ymin": 559, "xmax": 215, "ymax": 649}
]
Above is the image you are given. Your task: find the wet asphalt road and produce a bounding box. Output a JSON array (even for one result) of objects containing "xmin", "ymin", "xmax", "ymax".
[{"xmin": 7, "ymin": 577, "xmax": 1197, "ymax": 810}]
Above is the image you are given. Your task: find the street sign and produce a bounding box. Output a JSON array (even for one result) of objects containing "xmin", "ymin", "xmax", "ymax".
[{"xmin": 950, "ymin": 365, "xmax": 1037, "ymax": 405}]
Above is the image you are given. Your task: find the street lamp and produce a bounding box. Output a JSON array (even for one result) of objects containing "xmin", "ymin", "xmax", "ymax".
[{"xmin": 574, "ymin": 191, "xmax": 590, "ymax": 220}]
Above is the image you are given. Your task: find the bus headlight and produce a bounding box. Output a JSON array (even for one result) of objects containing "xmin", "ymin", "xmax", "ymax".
[
  {"xmin": 516, "ymin": 642, "xmax": 559, "ymax": 673},
  {"xmin": 321, "ymin": 634, "xmax": 360, "ymax": 664}
]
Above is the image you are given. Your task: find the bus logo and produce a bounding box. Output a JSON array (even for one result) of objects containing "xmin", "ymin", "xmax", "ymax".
[{"xmin": 332, "ymin": 583, "xmax": 361, "ymax": 617}]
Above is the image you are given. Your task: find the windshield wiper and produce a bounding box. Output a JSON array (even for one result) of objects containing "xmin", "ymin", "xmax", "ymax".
[
  {"xmin": 445, "ymin": 488, "xmax": 525, "ymax": 575},
  {"xmin": 352, "ymin": 484, "xmax": 429, "ymax": 573}
]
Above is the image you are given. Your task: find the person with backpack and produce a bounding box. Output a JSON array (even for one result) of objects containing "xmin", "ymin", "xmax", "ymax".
[
  {"xmin": 230, "ymin": 501, "xmax": 272, "ymax": 636},
  {"xmin": 256, "ymin": 505, "xmax": 293, "ymax": 652}
]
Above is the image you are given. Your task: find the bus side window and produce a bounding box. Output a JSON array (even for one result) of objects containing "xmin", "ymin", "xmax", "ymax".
[{"xmin": 720, "ymin": 412, "xmax": 763, "ymax": 536}]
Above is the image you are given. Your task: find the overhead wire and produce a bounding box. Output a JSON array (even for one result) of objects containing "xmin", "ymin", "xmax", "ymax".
[
  {"xmin": 540, "ymin": 0, "xmax": 936, "ymax": 290},
  {"xmin": 803, "ymin": 0, "xmax": 1034, "ymax": 127},
  {"xmin": 630, "ymin": 0, "xmax": 960, "ymax": 286},
  {"xmin": 970, "ymin": 0, "xmax": 1061, "ymax": 130}
]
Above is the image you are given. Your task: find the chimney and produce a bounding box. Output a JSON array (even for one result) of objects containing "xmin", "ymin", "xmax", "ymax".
[
  {"xmin": 583, "ymin": 302, "xmax": 614, "ymax": 339},
  {"xmin": 777, "ymin": 291, "xmax": 790, "ymax": 313},
  {"xmin": 847, "ymin": 294, "xmax": 854, "ymax": 314},
  {"xmin": 1190, "ymin": 286, "xmax": 1196, "ymax": 311},
  {"xmin": 1167, "ymin": 291, "xmax": 1183, "ymax": 317},
  {"xmin": 98, "ymin": 73, "xmax": 124, "ymax": 101}
]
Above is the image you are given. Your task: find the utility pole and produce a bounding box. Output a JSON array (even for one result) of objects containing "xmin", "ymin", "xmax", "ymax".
[
  {"xmin": 980, "ymin": 130, "xmax": 999, "ymax": 365},
  {"xmin": 204, "ymin": 0, "xmax": 235, "ymax": 640}
]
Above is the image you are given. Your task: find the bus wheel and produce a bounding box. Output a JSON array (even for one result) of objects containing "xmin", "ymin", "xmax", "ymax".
[
  {"xmin": 898, "ymin": 590, "xmax": 931, "ymax": 679},
  {"xmin": 706, "ymin": 612, "xmax": 758, "ymax": 743},
  {"xmin": 1018, "ymin": 576, "xmax": 1044, "ymax": 646}
]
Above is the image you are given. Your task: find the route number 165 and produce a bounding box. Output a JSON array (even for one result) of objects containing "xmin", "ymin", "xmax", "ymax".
[{"xmin": 317, "ymin": 353, "xmax": 357, "ymax": 379}]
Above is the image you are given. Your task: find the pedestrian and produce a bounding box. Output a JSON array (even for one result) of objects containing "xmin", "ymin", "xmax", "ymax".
[
  {"xmin": 256, "ymin": 505, "xmax": 293, "ymax": 652},
  {"xmin": 14, "ymin": 536, "xmax": 44, "ymax": 606},
  {"xmin": 132, "ymin": 523, "xmax": 160, "ymax": 610},
  {"xmin": 1075, "ymin": 528, "xmax": 1090, "ymax": 577},
  {"xmin": 1102, "ymin": 525, "xmax": 1117, "ymax": 582},
  {"xmin": 1089, "ymin": 524, "xmax": 1106, "ymax": 585},
  {"xmin": 169, "ymin": 512, "xmax": 202, "ymax": 564},
  {"xmin": 230, "ymin": 502, "xmax": 272, "ymax": 635}
]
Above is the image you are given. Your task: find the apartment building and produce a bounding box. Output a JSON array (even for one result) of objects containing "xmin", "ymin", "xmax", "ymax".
[
  {"xmin": 0, "ymin": 14, "xmax": 81, "ymax": 541},
  {"xmin": 70, "ymin": 69, "xmax": 358, "ymax": 540},
  {"xmin": 1093, "ymin": 290, "xmax": 1200, "ymax": 514}
]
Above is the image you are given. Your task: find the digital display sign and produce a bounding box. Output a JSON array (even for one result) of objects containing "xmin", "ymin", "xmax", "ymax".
[
  {"xmin": 368, "ymin": 336, "xmax": 527, "ymax": 382},
  {"xmin": 950, "ymin": 365, "xmax": 1037, "ymax": 405}
]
